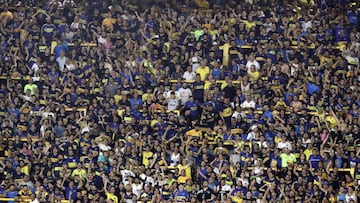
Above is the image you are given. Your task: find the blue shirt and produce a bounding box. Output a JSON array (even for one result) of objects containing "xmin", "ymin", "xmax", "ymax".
[
  {"xmin": 309, "ymin": 154, "xmax": 323, "ymax": 169},
  {"xmin": 348, "ymin": 11, "xmax": 358, "ymax": 25},
  {"xmin": 54, "ymin": 44, "xmax": 66, "ymax": 59},
  {"xmin": 307, "ymin": 82, "xmax": 320, "ymax": 95},
  {"xmin": 211, "ymin": 68, "xmax": 222, "ymax": 80},
  {"xmin": 42, "ymin": 23, "xmax": 57, "ymax": 40},
  {"xmin": 48, "ymin": 71, "xmax": 59, "ymax": 82},
  {"xmin": 57, "ymin": 24, "xmax": 68, "ymax": 38},
  {"xmin": 6, "ymin": 191, "xmax": 18, "ymax": 203},
  {"xmin": 231, "ymin": 64, "xmax": 240, "ymax": 79},
  {"xmin": 349, "ymin": 156, "xmax": 360, "ymax": 168},
  {"xmin": 54, "ymin": 125, "xmax": 65, "ymax": 137},
  {"xmin": 65, "ymin": 186, "xmax": 77, "ymax": 200},
  {"xmin": 174, "ymin": 189, "xmax": 189, "ymax": 202},
  {"xmin": 130, "ymin": 98, "xmax": 143, "ymax": 110},
  {"xmin": 235, "ymin": 38, "xmax": 247, "ymax": 46},
  {"xmin": 184, "ymin": 101, "xmax": 200, "ymax": 117}
]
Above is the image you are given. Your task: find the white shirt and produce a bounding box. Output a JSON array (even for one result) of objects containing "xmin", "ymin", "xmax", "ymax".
[
  {"xmin": 302, "ymin": 138, "xmax": 311, "ymax": 147},
  {"xmin": 56, "ymin": 56, "xmax": 67, "ymax": 72},
  {"xmin": 246, "ymin": 60, "xmax": 260, "ymax": 71},
  {"xmin": 22, "ymin": 95, "xmax": 33, "ymax": 102},
  {"xmin": 40, "ymin": 125, "xmax": 50, "ymax": 137},
  {"xmin": 277, "ymin": 141, "xmax": 292, "ymax": 150},
  {"xmin": 345, "ymin": 55, "xmax": 359, "ymax": 66},
  {"xmin": 65, "ymin": 31, "xmax": 74, "ymax": 40},
  {"xmin": 30, "ymin": 199, "xmax": 40, "ymax": 203},
  {"xmin": 132, "ymin": 183, "xmax": 143, "ymax": 198},
  {"xmin": 302, "ymin": 20, "xmax": 312, "ymax": 31},
  {"xmin": 253, "ymin": 166, "xmax": 263, "ymax": 176},
  {"xmin": 260, "ymin": 141, "xmax": 268, "ymax": 149},
  {"xmin": 167, "ymin": 98, "xmax": 180, "ymax": 111},
  {"xmin": 241, "ymin": 83, "xmax": 251, "ymax": 93},
  {"xmin": 31, "ymin": 63, "xmax": 39, "ymax": 72},
  {"xmin": 65, "ymin": 63, "xmax": 75, "ymax": 71},
  {"xmin": 192, "ymin": 56, "xmax": 201, "ymax": 72},
  {"xmin": 163, "ymin": 90, "xmax": 180, "ymax": 99},
  {"xmin": 170, "ymin": 152, "xmax": 181, "ymax": 166},
  {"xmin": 345, "ymin": 192, "xmax": 357, "ymax": 203},
  {"xmin": 98, "ymin": 36, "xmax": 107, "ymax": 44},
  {"xmin": 241, "ymin": 100, "xmax": 256, "ymax": 109},
  {"xmin": 98, "ymin": 143, "xmax": 111, "ymax": 151},
  {"xmin": 183, "ymin": 71, "xmax": 196, "ymax": 80},
  {"xmin": 231, "ymin": 111, "xmax": 241, "ymax": 119},
  {"xmin": 42, "ymin": 111, "xmax": 55, "ymax": 118},
  {"xmin": 70, "ymin": 22, "xmax": 85, "ymax": 30},
  {"xmin": 140, "ymin": 174, "xmax": 155, "ymax": 187},
  {"xmin": 125, "ymin": 60, "xmax": 137, "ymax": 68},
  {"xmin": 246, "ymin": 131, "xmax": 256, "ymax": 141},
  {"xmin": 121, "ymin": 169, "xmax": 135, "ymax": 185},
  {"xmin": 216, "ymin": 184, "xmax": 232, "ymax": 193},
  {"xmin": 238, "ymin": 178, "xmax": 249, "ymax": 188},
  {"xmin": 178, "ymin": 87, "xmax": 192, "ymax": 104}
]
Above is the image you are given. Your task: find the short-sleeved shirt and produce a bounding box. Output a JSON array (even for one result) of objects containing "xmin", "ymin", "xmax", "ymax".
[
  {"xmin": 197, "ymin": 66, "xmax": 210, "ymax": 81},
  {"xmin": 24, "ymin": 84, "xmax": 37, "ymax": 95},
  {"xmin": 280, "ymin": 153, "xmax": 296, "ymax": 167},
  {"xmin": 106, "ymin": 192, "xmax": 118, "ymax": 203}
]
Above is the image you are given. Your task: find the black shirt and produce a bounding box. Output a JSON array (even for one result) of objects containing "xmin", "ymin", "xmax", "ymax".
[{"xmin": 196, "ymin": 187, "xmax": 214, "ymax": 202}]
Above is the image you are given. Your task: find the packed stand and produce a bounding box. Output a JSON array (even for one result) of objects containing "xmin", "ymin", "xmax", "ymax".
[{"xmin": 0, "ymin": 0, "xmax": 360, "ymax": 202}]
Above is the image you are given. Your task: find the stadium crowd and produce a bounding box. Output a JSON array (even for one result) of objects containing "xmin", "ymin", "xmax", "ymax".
[{"xmin": 0, "ymin": 0, "xmax": 359, "ymax": 202}]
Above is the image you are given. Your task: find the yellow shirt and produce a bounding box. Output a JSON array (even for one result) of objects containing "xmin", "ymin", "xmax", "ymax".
[
  {"xmin": 106, "ymin": 192, "xmax": 118, "ymax": 203},
  {"xmin": 202, "ymin": 23, "xmax": 211, "ymax": 30},
  {"xmin": 208, "ymin": 29, "xmax": 219, "ymax": 38},
  {"xmin": 177, "ymin": 175, "xmax": 189, "ymax": 184},
  {"xmin": 231, "ymin": 196, "xmax": 243, "ymax": 203},
  {"xmin": 185, "ymin": 129, "xmax": 202, "ymax": 139},
  {"xmin": 280, "ymin": 153, "xmax": 296, "ymax": 167},
  {"xmin": 24, "ymin": 84, "xmax": 37, "ymax": 95},
  {"xmin": 71, "ymin": 169, "xmax": 87, "ymax": 179},
  {"xmin": 319, "ymin": 56, "xmax": 333, "ymax": 66},
  {"xmin": 19, "ymin": 189, "xmax": 32, "ymax": 198},
  {"xmin": 197, "ymin": 66, "xmax": 210, "ymax": 81},
  {"xmin": 304, "ymin": 149, "xmax": 312, "ymax": 160},
  {"xmin": 142, "ymin": 151, "xmax": 153, "ymax": 168},
  {"xmin": 242, "ymin": 20, "xmax": 256, "ymax": 31},
  {"xmin": 142, "ymin": 93, "xmax": 154, "ymax": 101},
  {"xmin": 35, "ymin": 191, "xmax": 48, "ymax": 199},
  {"xmin": 102, "ymin": 18, "xmax": 116, "ymax": 27},
  {"xmin": 0, "ymin": 11, "xmax": 13, "ymax": 20},
  {"xmin": 21, "ymin": 165, "xmax": 29, "ymax": 176},
  {"xmin": 299, "ymin": 0, "xmax": 314, "ymax": 7},
  {"xmin": 220, "ymin": 83, "xmax": 228, "ymax": 90},
  {"xmin": 177, "ymin": 164, "xmax": 191, "ymax": 178},
  {"xmin": 204, "ymin": 81, "xmax": 212, "ymax": 90},
  {"xmin": 325, "ymin": 116, "xmax": 338, "ymax": 128},
  {"xmin": 195, "ymin": 0, "xmax": 210, "ymax": 8},
  {"xmin": 248, "ymin": 71, "xmax": 260, "ymax": 81},
  {"xmin": 329, "ymin": 196, "xmax": 336, "ymax": 203},
  {"xmin": 229, "ymin": 18, "xmax": 236, "ymax": 25}
]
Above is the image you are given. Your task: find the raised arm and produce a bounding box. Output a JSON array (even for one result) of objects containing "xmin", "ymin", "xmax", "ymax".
[{"xmin": 102, "ymin": 174, "xmax": 108, "ymax": 193}]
